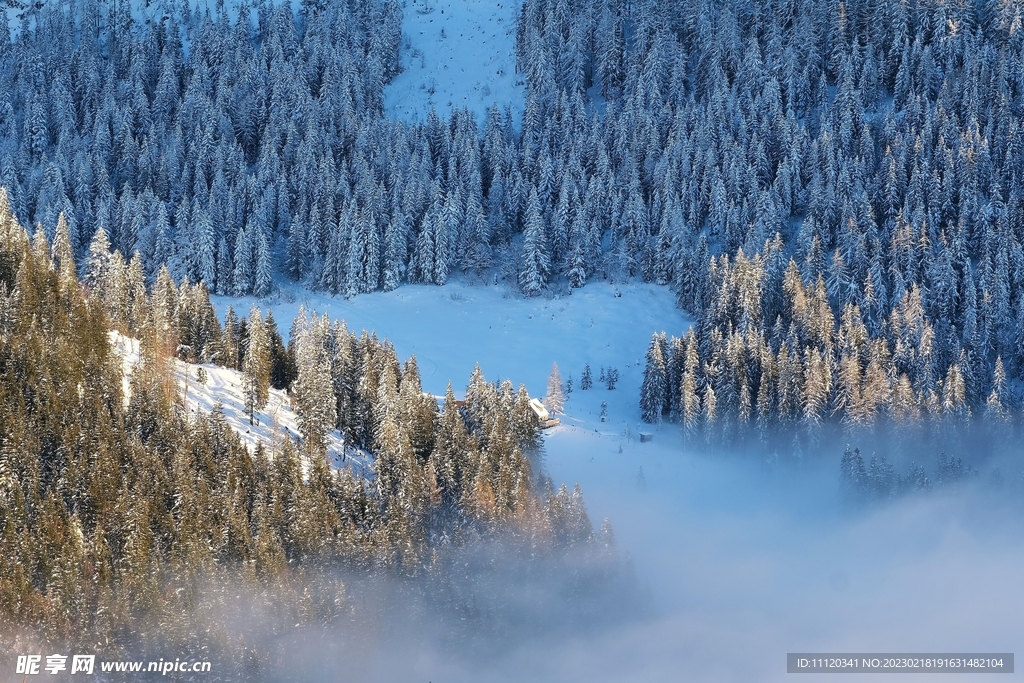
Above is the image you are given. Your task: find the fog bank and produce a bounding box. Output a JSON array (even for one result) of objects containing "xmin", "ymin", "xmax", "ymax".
[{"xmin": 241, "ymin": 443, "xmax": 1024, "ymax": 683}]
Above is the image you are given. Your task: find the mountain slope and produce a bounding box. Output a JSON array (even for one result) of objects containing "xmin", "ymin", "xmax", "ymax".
[{"xmin": 110, "ymin": 331, "xmax": 371, "ymax": 477}]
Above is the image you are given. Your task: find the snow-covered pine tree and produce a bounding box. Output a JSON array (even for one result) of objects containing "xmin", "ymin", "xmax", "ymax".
[
  {"xmin": 435, "ymin": 188, "xmax": 459, "ymax": 285},
  {"xmin": 680, "ymin": 330, "xmax": 701, "ymax": 438},
  {"xmin": 51, "ymin": 213, "xmax": 77, "ymax": 292},
  {"xmin": 462, "ymin": 191, "xmax": 491, "ymax": 276},
  {"xmin": 216, "ymin": 237, "xmax": 233, "ymax": 295},
  {"xmin": 253, "ymin": 227, "xmax": 273, "ymax": 297},
  {"xmin": 580, "ymin": 363, "xmax": 592, "ymax": 390},
  {"xmin": 382, "ymin": 211, "xmax": 408, "ymax": 291},
  {"xmin": 192, "ymin": 203, "xmax": 217, "ymax": 289},
  {"xmin": 566, "ymin": 214, "xmax": 589, "ymax": 288},
  {"xmin": 233, "ymin": 227, "xmax": 253, "ymax": 296},
  {"xmin": 520, "ymin": 188, "xmax": 550, "ymax": 297},
  {"xmin": 416, "ymin": 189, "xmax": 440, "ymax": 284},
  {"xmin": 242, "ymin": 306, "xmax": 272, "ymax": 425},
  {"xmin": 839, "ymin": 446, "xmax": 867, "ymax": 497},
  {"xmin": 640, "ymin": 333, "xmax": 668, "ymax": 423},
  {"xmin": 84, "ymin": 226, "xmax": 113, "ymax": 292},
  {"xmin": 293, "ymin": 310, "xmax": 337, "ymax": 453},
  {"xmin": 545, "ymin": 363, "xmax": 565, "ymax": 414}
]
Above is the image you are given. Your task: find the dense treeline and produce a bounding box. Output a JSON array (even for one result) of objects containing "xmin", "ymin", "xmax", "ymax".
[
  {"xmin": 0, "ymin": 190, "xmax": 601, "ymax": 672},
  {"xmin": 638, "ymin": 251, "xmax": 1014, "ymax": 448},
  {"xmin": 838, "ymin": 445, "xmax": 982, "ymax": 501},
  {"xmin": 575, "ymin": 0, "xmax": 1024, "ymax": 437}
]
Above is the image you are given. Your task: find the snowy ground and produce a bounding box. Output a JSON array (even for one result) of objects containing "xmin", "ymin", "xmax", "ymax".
[
  {"xmin": 209, "ymin": 280, "xmax": 1024, "ymax": 682},
  {"xmin": 213, "ymin": 279, "xmax": 685, "ymax": 405},
  {"xmin": 384, "ymin": 0, "xmax": 524, "ymax": 124},
  {"xmin": 109, "ymin": 331, "xmax": 372, "ymax": 478}
]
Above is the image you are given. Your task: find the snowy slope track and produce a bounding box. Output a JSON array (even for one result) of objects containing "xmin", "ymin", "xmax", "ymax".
[
  {"xmin": 384, "ymin": 0, "xmax": 524, "ymax": 123},
  {"xmin": 109, "ymin": 332, "xmax": 372, "ymax": 479}
]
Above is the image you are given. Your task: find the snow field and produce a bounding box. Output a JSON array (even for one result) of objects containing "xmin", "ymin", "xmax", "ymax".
[
  {"xmin": 213, "ymin": 279, "xmax": 689, "ymax": 403},
  {"xmin": 211, "ymin": 278, "xmax": 695, "ymax": 517},
  {"xmin": 384, "ymin": 0, "xmax": 524, "ymax": 123}
]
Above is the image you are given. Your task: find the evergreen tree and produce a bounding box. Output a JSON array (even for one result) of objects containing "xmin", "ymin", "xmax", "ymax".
[
  {"xmin": 545, "ymin": 363, "xmax": 565, "ymax": 414},
  {"xmin": 580, "ymin": 363, "xmax": 593, "ymax": 390},
  {"xmin": 84, "ymin": 227, "xmax": 113, "ymax": 292},
  {"xmin": 294, "ymin": 312, "xmax": 338, "ymax": 454},
  {"xmin": 51, "ymin": 213, "xmax": 77, "ymax": 291},
  {"xmin": 520, "ymin": 189, "xmax": 550, "ymax": 297},
  {"xmin": 640, "ymin": 333, "xmax": 668, "ymax": 423},
  {"xmin": 839, "ymin": 445, "xmax": 867, "ymax": 497},
  {"xmin": 253, "ymin": 227, "xmax": 273, "ymax": 297},
  {"xmin": 680, "ymin": 333, "xmax": 701, "ymax": 439},
  {"xmin": 265, "ymin": 310, "xmax": 296, "ymax": 391},
  {"xmin": 242, "ymin": 306, "xmax": 272, "ymax": 425},
  {"xmin": 233, "ymin": 227, "xmax": 253, "ymax": 296}
]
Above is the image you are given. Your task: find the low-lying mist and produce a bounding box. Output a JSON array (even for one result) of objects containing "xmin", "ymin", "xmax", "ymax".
[
  {"xmin": 251, "ymin": 535, "xmax": 646, "ymax": 683},
  {"xmin": 529, "ymin": 434, "xmax": 1024, "ymax": 683},
  {"xmin": 201, "ymin": 439, "xmax": 1023, "ymax": 683}
]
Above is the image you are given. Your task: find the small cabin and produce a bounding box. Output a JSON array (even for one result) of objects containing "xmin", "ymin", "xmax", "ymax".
[
  {"xmin": 639, "ymin": 432, "xmax": 653, "ymax": 443},
  {"xmin": 529, "ymin": 398, "xmax": 549, "ymax": 421},
  {"xmin": 529, "ymin": 398, "xmax": 560, "ymax": 429}
]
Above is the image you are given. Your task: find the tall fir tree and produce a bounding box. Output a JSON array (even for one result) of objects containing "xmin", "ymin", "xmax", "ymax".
[{"xmin": 242, "ymin": 306, "xmax": 272, "ymax": 425}]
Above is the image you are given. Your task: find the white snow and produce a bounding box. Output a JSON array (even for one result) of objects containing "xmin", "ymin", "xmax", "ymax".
[
  {"xmin": 108, "ymin": 331, "xmax": 371, "ymax": 478},
  {"xmin": 213, "ymin": 279, "xmax": 687, "ymax": 404},
  {"xmin": 384, "ymin": 0, "xmax": 524, "ymax": 124}
]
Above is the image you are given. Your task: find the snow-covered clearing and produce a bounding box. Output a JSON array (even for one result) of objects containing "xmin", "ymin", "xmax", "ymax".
[
  {"xmin": 201, "ymin": 281, "xmax": 1022, "ymax": 681},
  {"xmin": 109, "ymin": 331, "xmax": 371, "ymax": 478},
  {"xmin": 384, "ymin": 0, "xmax": 524, "ymax": 124},
  {"xmin": 214, "ymin": 279, "xmax": 685, "ymax": 405}
]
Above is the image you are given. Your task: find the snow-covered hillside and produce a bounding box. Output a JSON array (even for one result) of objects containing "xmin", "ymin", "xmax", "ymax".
[
  {"xmin": 384, "ymin": 0, "xmax": 524, "ymax": 123},
  {"xmin": 111, "ymin": 278, "xmax": 691, "ymax": 487},
  {"xmin": 109, "ymin": 332, "xmax": 372, "ymax": 478}
]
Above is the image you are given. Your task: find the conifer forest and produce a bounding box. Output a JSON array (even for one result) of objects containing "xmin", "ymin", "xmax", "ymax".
[{"xmin": 2, "ymin": 0, "xmax": 1024, "ymax": 679}]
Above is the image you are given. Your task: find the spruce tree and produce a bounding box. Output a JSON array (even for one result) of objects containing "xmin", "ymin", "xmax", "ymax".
[
  {"xmin": 265, "ymin": 310, "xmax": 295, "ymax": 391},
  {"xmin": 242, "ymin": 306, "xmax": 272, "ymax": 425},
  {"xmin": 520, "ymin": 189, "xmax": 550, "ymax": 297},
  {"xmin": 293, "ymin": 312, "xmax": 337, "ymax": 454},
  {"xmin": 545, "ymin": 363, "xmax": 565, "ymax": 414},
  {"xmin": 84, "ymin": 227, "xmax": 112, "ymax": 292},
  {"xmin": 640, "ymin": 334, "xmax": 668, "ymax": 423},
  {"xmin": 51, "ymin": 212, "xmax": 77, "ymax": 292},
  {"xmin": 253, "ymin": 227, "xmax": 273, "ymax": 297}
]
